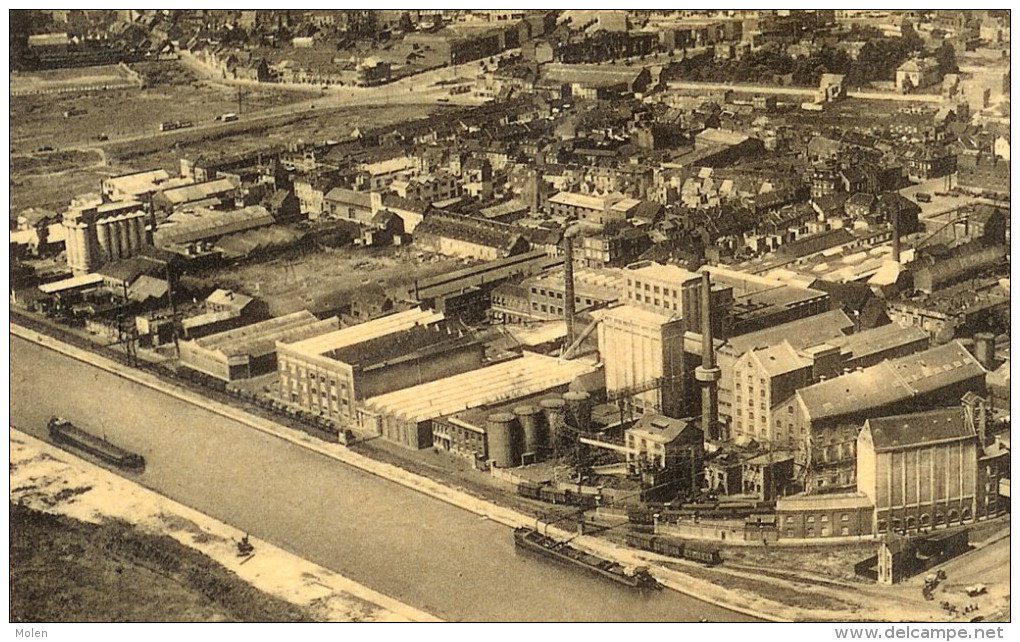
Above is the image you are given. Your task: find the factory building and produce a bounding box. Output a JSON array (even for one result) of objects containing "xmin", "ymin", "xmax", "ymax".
[
  {"xmin": 775, "ymin": 494, "xmax": 875, "ymax": 540},
  {"xmin": 490, "ymin": 266, "xmax": 623, "ymax": 324},
  {"xmin": 779, "ymin": 341, "xmax": 987, "ymax": 494},
  {"xmin": 825, "ymin": 323, "xmax": 931, "ymax": 371},
  {"xmin": 715, "ymin": 309, "xmax": 856, "ymax": 429},
  {"xmin": 179, "ymin": 311, "xmax": 337, "ymax": 382},
  {"xmin": 596, "ymin": 305, "xmax": 688, "ymax": 418},
  {"xmin": 360, "ymin": 352, "xmax": 597, "ymax": 450},
  {"xmin": 729, "ymin": 341, "xmax": 817, "ymax": 448},
  {"xmin": 276, "ymin": 308, "xmax": 483, "ymax": 423},
  {"xmin": 407, "ymin": 249, "xmax": 561, "ymax": 323},
  {"xmin": 432, "ymin": 394, "xmax": 571, "ymax": 467},
  {"xmin": 857, "ymin": 407, "xmax": 979, "ymax": 535},
  {"xmin": 622, "ymin": 262, "xmax": 730, "ymax": 336},
  {"xmin": 725, "ymin": 323, "xmax": 931, "ymax": 447},
  {"xmin": 62, "ymin": 197, "xmax": 150, "ymax": 274}
]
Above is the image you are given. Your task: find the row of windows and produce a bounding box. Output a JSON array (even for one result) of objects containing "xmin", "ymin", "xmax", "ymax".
[
  {"xmin": 626, "ymin": 280, "xmax": 679, "ymax": 299},
  {"xmin": 626, "ymin": 291, "xmax": 680, "ymax": 310},
  {"xmin": 790, "ymin": 526, "xmax": 851, "ymax": 537}
]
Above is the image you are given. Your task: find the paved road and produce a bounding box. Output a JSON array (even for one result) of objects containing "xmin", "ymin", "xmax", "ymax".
[{"xmin": 10, "ymin": 333, "xmax": 755, "ymax": 622}]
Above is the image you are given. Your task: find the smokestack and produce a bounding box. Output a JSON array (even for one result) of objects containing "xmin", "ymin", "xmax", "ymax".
[
  {"xmin": 974, "ymin": 332, "xmax": 996, "ymax": 370},
  {"xmin": 891, "ymin": 207, "xmax": 901, "ymax": 263},
  {"xmin": 695, "ymin": 270, "xmax": 721, "ymax": 442},
  {"xmin": 563, "ymin": 235, "xmax": 576, "ymax": 347}
]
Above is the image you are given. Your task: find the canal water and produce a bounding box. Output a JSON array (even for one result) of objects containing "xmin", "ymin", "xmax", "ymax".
[{"xmin": 10, "ymin": 335, "xmax": 755, "ymax": 622}]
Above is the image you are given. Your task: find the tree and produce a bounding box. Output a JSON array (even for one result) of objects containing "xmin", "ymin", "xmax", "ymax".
[{"xmin": 935, "ymin": 41, "xmax": 959, "ymax": 75}]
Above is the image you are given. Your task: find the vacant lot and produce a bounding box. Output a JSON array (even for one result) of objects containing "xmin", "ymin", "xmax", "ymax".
[
  {"xmin": 8, "ymin": 61, "xmax": 310, "ymax": 155},
  {"xmin": 205, "ymin": 245, "xmax": 467, "ymax": 317},
  {"xmin": 10, "ymin": 64, "xmax": 135, "ymax": 95}
]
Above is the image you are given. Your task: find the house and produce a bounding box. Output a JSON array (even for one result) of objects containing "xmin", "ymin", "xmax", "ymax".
[
  {"xmin": 626, "ymin": 414, "xmax": 703, "ymax": 471},
  {"xmin": 263, "ymin": 189, "xmax": 301, "ymax": 222},
  {"xmin": 875, "ymin": 193, "xmax": 920, "ymax": 233},
  {"xmin": 845, "ymin": 193, "xmax": 877, "ymax": 219},
  {"xmin": 413, "ymin": 213, "xmax": 529, "ymax": 261},
  {"xmin": 896, "ymin": 58, "xmax": 943, "ymax": 93}
]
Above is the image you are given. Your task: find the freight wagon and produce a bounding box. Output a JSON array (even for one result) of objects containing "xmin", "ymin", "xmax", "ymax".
[{"xmin": 624, "ymin": 531, "xmax": 723, "ymax": 566}]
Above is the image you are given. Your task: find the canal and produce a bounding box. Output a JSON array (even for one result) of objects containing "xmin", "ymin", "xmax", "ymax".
[{"xmin": 10, "ymin": 334, "xmax": 755, "ymax": 622}]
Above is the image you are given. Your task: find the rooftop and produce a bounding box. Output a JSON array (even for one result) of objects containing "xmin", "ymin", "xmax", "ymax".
[
  {"xmin": 548, "ymin": 191, "xmax": 612, "ymax": 211},
  {"xmin": 282, "ymin": 307, "xmax": 445, "ymax": 357},
  {"xmin": 796, "ymin": 341, "xmax": 985, "ymax": 422},
  {"xmin": 103, "ymin": 169, "xmax": 175, "ymax": 196},
  {"xmin": 361, "ymin": 156, "xmax": 417, "ymax": 176},
  {"xmin": 776, "ymin": 493, "xmax": 873, "ymax": 512},
  {"xmin": 154, "ymin": 206, "xmax": 275, "ymax": 246},
  {"xmin": 159, "ymin": 177, "xmax": 237, "ymax": 205},
  {"xmin": 721, "ymin": 310, "xmax": 855, "ymax": 356},
  {"xmin": 749, "ymin": 341, "xmax": 810, "ymax": 377},
  {"xmin": 626, "ymin": 261, "xmax": 700, "ymax": 285},
  {"xmin": 628, "ymin": 414, "xmax": 698, "ymax": 444},
  {"xmin": 696, "ymin": 128, "xmax": 751, "ymax": 147},
  {"xmin": 364, "ymin": 352, "xmax": 597, "ymax": 423},
  {"xmin": 865, "ymin": 408, "xmax": 974, "ymax": 452},
  {"xmin": 38, "ymin": 273, "xmax": 104, "ymax": 294},
  {"xmin": 191, "ymin": 311, "xmax": 336, "ymax": 358},
  {"xmin": 206, "ymin": 288, "xmax": 254, "ymax": 311},
  {"xmin": 826, "ymin": 323, "xmax": 929, "ymax": 362}
]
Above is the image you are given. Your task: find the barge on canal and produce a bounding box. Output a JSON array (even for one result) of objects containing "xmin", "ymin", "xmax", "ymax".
[
  {"xmin": 47, "ymin": 417, "xmax": 145, "ymax": 471},
  {"xmin": 513, "ymin": 527, "xmax": 661, "ymax": 590}
]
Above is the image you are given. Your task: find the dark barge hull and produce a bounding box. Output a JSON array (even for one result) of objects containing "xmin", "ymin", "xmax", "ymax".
[
  {"xmin": 47, "ymin": 417, "xmax": 145, "ymax": 471},
  {"xmin": 513, "ymin": 528, "xmax": 660, "ymax": 590}
]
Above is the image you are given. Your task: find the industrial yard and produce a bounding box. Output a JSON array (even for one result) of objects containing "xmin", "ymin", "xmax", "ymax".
[{"xmin": 9, "ymin": 8, "xmax": 1011, "ymax": 626}]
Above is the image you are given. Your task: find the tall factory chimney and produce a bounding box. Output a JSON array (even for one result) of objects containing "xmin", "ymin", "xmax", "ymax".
[
  {"xmin": 891, "ymin": 207, "xmax": 901, "ymax": 263},
  {"xmin": 563, "ymin": 234, "xmax": 576, "ymax": 348},
  {"xmin": 695, "ymin": 270, "xmax": 721, "ymax": 442}
]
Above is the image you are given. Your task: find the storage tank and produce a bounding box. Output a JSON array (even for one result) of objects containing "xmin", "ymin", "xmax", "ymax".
[
  {"xmin": 513, "ymin": 405, "xmax": 545, "ymax": 456},
  {"xmin": 563, "ymin": 391, "xmax": 592, "ymax": 434},
  {"xmin": 539, "ymin": 397, "xmax": 565, "ymax": 450},
  {"xmin": 486, "ymin": 412, "xmax": 520, "ymax": 468}
]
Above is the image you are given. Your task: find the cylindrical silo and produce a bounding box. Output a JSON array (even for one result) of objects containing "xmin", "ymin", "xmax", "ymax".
[
  {"xmin": 486, "ymin": 412, "xmax": 520, "ymax": 468},
  {"xmin": 563, "ymin": 391, "xmax": 592, "ymax": 434},
  {"xmin": 76, "ymin": 226, "xmax": 94, "ymax": 271},
  {"xmin": 118, "ymin": 217, "xmax": 132, "ymax": 258},
  {"xmin": 540, "ymin": 397, "xmax": 565, "ymax": 450},
  {"xmin": 132, "ymin": 215, "xmax": 146, "ymax": 250},
  {"xmin": 97, "ymin": 221, "xmax": 114, "ymax": 261},
  {"xmin": 513, "ymin": 405, "xmax": 545, "ymax": 456}
]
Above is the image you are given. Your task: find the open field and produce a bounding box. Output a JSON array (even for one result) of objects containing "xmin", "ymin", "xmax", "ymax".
[
  {"xmin": 10, "ymin": 64, "xmax": 136, "ymax": 95},
  {"xmin": 8, "ymin": 57, "xmax": 438, "ymax": 217},
  {"xmin": 8, "ymin": 61, "xmax": 310, "ymax": 155},
  {"xmin": 201, "ymin": 245, "xmax": 468, "ymax": 317},
  {"xmin": 105, "ymin": 102, "xmax": 440, "ymax": 169}
]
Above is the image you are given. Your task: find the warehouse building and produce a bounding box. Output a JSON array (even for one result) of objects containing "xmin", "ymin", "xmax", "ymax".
[
  {"xmin": 857, "ymin": 407, "xmax": 979, "ymax": 535},
  {"xmin": 779, "ymin": 341, "xmax": 987, "ymax": 493},
  {"xmin": 715, "ymin": 309, "xmax": 856, "ymax": 428},
  {"xmin": 276, "ymin": 308, "xmax": 484, "ymax": 423},
  {"xmin": 153, "ymin": 205, "xmax": 276, "ymax": 249},
  {"xmin": 360, "ymin": 352, "xmax": 597, "ymax": 450},
  {"xmin": 179, "ymin": 311, "xmax": 337, "ymax": 381}
]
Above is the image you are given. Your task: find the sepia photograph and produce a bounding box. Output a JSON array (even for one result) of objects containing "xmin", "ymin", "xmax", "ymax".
[{"xmin": 6, "ymin": 6, "xmax": 1012, "ymax": 632}]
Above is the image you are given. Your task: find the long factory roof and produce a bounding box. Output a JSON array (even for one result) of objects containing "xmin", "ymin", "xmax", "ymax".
[
  {"xmin": 364, "ymin": 352, "xmax": 596, "ymax": 423},
  {"xmin": 281, "ymin": 307, "xmax": 444, "ymax": 357}
]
